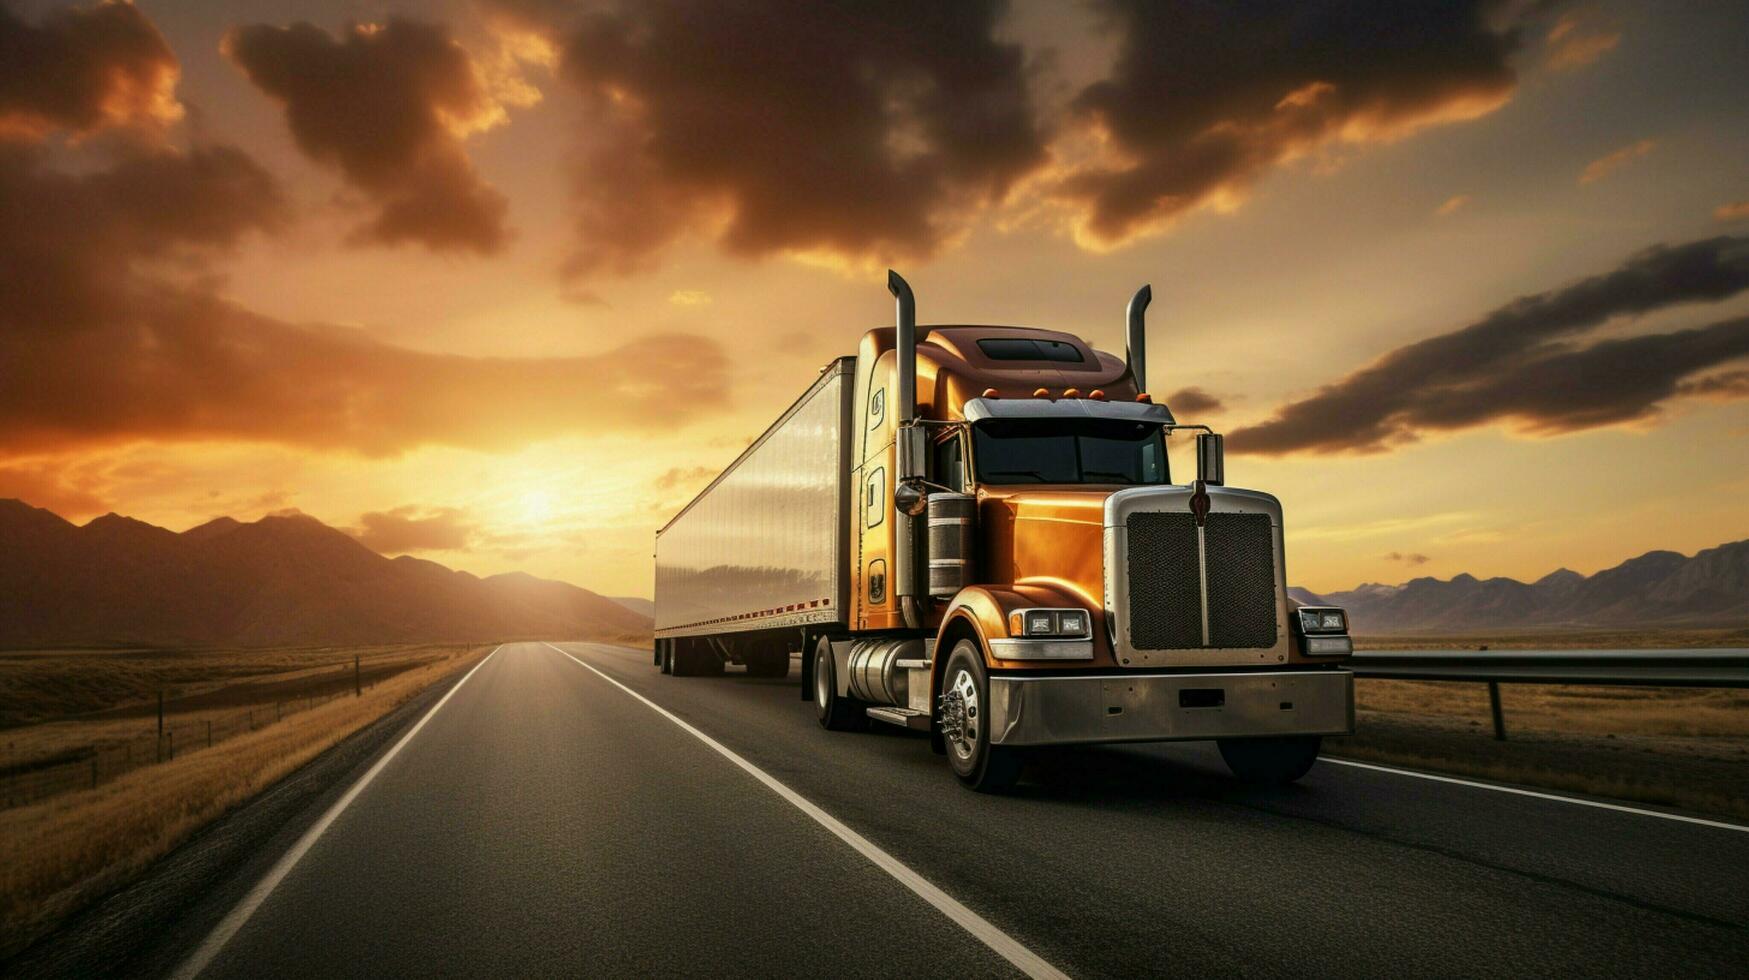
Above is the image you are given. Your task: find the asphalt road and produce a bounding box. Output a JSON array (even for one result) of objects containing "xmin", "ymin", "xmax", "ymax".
[{"xmin": 145, "ymin": 642, "xmax": 1749, "ymax": 977}]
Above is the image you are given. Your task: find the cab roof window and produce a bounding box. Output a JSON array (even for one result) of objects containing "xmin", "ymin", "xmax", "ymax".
[{"xmin": 976, "ymin": 338, "xmax": 1084, "ymax": 363}]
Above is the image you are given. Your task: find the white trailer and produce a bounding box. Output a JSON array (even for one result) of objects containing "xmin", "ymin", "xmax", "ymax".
[{"xmin": 653, "ymin": 358, "xmax": 854, "ymax": 676}]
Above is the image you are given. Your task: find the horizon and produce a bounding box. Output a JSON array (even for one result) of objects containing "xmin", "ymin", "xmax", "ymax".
[
  {"xmin": 8, "ymin": 494, "xmax": 1741, "ymax": 602},
  {"xmin": 1, "ymin": 1, "xmax": 1747, "ymax": 598}
]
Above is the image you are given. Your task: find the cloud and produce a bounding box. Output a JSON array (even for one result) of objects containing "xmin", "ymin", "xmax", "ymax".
[
  {"xmin": 1164, "ymin": 386, "xmax": 1224, "ymax": 415},
  {"xmin": 0, "ymin": 0, "xmax": 182, "ymax": 138},
  {"xmin": 516, "ymin": 0, "xmax": 1044, "ymax": 278},
  {"xmin": 0, "ymin": 140, "xmax": 730, "ymax": 456},
  {"xmin": 1579, "ymin": 139, "xmax": 1654, "ymax": 184},
  {"xmin": 1056, "ymin": 1, "xmax": 1527, "ymax": 247},
  {"xmin": 1716, "ymin": 201, "xmax": 1749, "ymax": 223},
  {"xmin": 652, "ymin": 466, "xmax": 714, "ymax": 492},
  {"xmin": 1384, "ymin": 551, "xmax": 1431, "ymax": 565},
  {"xmin": 351, "ymin": 505, "xmax": 475, "ymax": 553},
  {"xmin": 1545, "ymin": 14, "xmax": 1619, "ymax": 72},
  {"xmin": 1228, "ymin": 235, "xmax": 1749, "ymax": 455},
  {"xmin": 668, "ymin": 289, "xmax": 711, "ymax": 307},
  {"xmin": 225, "ymin": 18, "xmax": 515, "ymax": 253},
  {"xmin": 1435, "ymin": 194, "xmax": 1472, "ymax": 216},
  {"xmin": 0, "ymin": 462, "xmax": 109, "ymax": 517}
]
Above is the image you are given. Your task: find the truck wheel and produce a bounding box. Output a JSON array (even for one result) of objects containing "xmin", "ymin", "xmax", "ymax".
[
  {"xmin": 658, "ymin": 641, "xmax": 671, "ymax": 674},
  {"xmin": 1217, "ymin": 736, "xmax": 1322, "ymax": 785},
  {"xmin": 746, "ymin": 648, "xmax": 790, "ymax": 679},
  {"xmin": 672, "ymin": 640, "xmax": 713, "ymax": 677},
  {"xmin": 814, "ymin": 639, "xmax": 867, "ymax": 731},
  {"xmin": 941, "ymin": 640, "xmax": 1022, "ymax": 793}
]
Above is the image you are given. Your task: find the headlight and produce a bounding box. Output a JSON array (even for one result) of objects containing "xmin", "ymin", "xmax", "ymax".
[
  {"xmin": 1296, "ymin": 607, "xmax": 1348, "ymax": 635},
  {"xmin": 1010, "ymin": 608, "xmax": 1093, "ymax": 639}
]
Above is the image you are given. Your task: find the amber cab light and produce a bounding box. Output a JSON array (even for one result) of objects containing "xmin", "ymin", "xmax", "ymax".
[
  {"xmin": 1088, "ymin": 389, "xmax": 1107, "ymax": 400},
  {"xmin": 1136, "ymin": 392, "xmax": 1152, "ymax": 403},
  {"xmin": 1062, "ymin": 387, "xmax": 1081, "ymax": 398},
  {"xmin": 1033, "ymin": 387, "xmax": 1051, "ymax": 399},
  {"xmin": 982, "ymin": 388, "xmax": 999, "ymax": 399}
]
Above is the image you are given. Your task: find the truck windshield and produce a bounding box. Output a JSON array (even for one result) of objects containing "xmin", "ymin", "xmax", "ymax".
[{"xmin": 972, "ymin": 419, "xmax": 1168, "ymax": 485}]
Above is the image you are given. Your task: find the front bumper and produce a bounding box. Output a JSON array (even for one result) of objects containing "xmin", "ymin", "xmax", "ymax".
[{"xmin": 986, "ymin": 669, "xmax": 1355, "ymax": 747}]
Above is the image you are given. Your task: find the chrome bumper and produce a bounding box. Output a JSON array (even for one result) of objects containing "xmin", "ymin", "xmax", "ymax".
[{"xmin": 986, "ymin": 669, "xmax": 1354, "ymax": 747}]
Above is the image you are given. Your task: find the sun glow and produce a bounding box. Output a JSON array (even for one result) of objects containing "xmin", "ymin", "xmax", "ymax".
[{"xmin": 518, "ymin": 490, "xmax": 554, "ymax": 525}]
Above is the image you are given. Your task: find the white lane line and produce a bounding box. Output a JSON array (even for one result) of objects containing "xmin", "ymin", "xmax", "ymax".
[
  {"xmin": 1323, "ymin": 757, "xmax": 1748, "ymax": 833},
  {"xmin": 172, "ymin": 645, "xmax": 504, "ymax": 980},
  {"xmin": 544, "ymin": 642, "xmax": 1070, "ymax": 980}
]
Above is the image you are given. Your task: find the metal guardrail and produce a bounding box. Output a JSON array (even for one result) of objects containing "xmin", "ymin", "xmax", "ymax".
[{"xmin": 1346, "ymin": 649, "xmax": 1749, "ymax": 741}]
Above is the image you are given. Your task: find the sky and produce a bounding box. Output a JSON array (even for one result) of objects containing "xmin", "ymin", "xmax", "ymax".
[{"xmin": 1, "ymin": 0, "xmax": 1746, "ymax": 598}]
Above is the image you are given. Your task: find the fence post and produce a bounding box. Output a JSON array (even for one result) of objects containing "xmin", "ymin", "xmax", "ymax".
[
  {"xmin": 355, "ymin": 655, "xmax": 362, "ymax": 697},
  {"xmin": 1488, "ymin": 681, "xmax": 1507, "ymax": 741},
  {"xmin": 167, "ymin": 730, "xmax": 174, "ymax": 760}
]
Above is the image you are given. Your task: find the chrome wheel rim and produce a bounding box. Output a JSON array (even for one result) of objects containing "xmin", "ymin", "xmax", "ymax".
[{"xmin": 946, "ymin": 666, "xmax": 979, "ymax": 762}]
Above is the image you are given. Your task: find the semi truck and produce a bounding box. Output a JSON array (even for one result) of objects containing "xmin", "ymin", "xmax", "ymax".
[{"xmin": 652, "ymin": 273, "xmax": 1355, "ymax": 791}]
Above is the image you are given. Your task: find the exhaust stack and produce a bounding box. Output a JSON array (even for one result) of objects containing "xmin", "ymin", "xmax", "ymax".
[
  {"xmin": 889, "ymin": 270, "xmax": 916, "ymax": 425},
  {"xmin": 1126, "ymin": 284, "xmax": 1151, "ymax": 392}
]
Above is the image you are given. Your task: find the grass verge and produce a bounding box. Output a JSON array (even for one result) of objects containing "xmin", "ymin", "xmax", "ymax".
[{"xmin": 0, "ymin": 644, "xmax": 490, "ymax": 958}]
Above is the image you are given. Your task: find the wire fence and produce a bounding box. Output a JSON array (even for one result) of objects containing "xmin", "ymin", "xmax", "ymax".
[{"xmin": 0, "ymin": 655, "xmax": 388, "ymax": 811}]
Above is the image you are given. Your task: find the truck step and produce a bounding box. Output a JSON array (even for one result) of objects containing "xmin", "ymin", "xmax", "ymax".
[
  {"xmin": 865, "ymin": 706, "xmax": 932, "ymax": 731},
  {"xmin": 894, "ymin": 659, "xmax": 931, "ymax": 670}
]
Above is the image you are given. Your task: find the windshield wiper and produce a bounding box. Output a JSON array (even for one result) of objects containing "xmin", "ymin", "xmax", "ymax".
[
  {"xmin": 1081, "ymin": 470, "xmax": 1135, "ymax": 482},
  {"xmin": 984, "ymin": 469, "xmax": 1052, "ymax": 483}
]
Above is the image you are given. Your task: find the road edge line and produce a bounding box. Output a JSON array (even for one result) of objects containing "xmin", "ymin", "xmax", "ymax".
[
  {"xmin": 1323, "ymin": 756, "xmax": 1748, "ymax": 832},
  {"xmin": 170, "ymin": 645, "xmax": 503, "ymax": 979},
  {"xmin": 545, "ymin": 642, "xmax": 1070, "ymax": 980}
]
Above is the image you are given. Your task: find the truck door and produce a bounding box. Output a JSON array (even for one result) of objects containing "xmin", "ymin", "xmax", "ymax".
[{"xmin": 851, "ymin": 347, "xmax": 897, "ymax": 629}]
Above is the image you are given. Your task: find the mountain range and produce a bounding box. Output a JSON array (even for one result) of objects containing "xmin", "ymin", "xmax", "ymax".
[
  {"xmin": 1292, "ymin": 539, "xmax": 1749, "ymax": 634},
  {"xmin": 0, "ymin": 500, "xmax": 651, "ymax": 648}
]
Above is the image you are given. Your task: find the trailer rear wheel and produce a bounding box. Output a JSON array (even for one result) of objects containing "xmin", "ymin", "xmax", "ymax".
[
  {"xmin": 941, "ymin": 640, "xmax": 1022, "ymax": 793},
  {"xmin": 671, "ymin": 640, "xmax": 721, "ymax": 677},
  {"xmin": 1217, "ymin": 736, "xmax": 1321, "ymax": 785},
  {"xmin": 814, "ymin": 639, "xmax": 867, "ymax": 731}
]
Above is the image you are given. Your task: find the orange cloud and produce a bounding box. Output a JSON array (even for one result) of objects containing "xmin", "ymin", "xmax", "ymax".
[
  {"xmin": 1545, "ymin": 15, "xmax": 1620, "ymax": 72},
  {"xmin": 226, "ymin": 18, "xmax": 514, "ymax": 253},
  {"xmin": 1716, "ymin": 201, "xmax": 1749, "ymax": 223},
  {"xmin": 0, "ymin": 0, "xmax": 182, "ymax": 139},
  {"xmin": 1579, "ymin": 139, "xmax": 1654, "ymax": 184},
  {"xmin": 351, "ymin": 506, "xmax": 476, "ymax": 553},
  {"xmin": 1056, "ymin": 1, "xmax": 1525, "ymax": 247},
  {"xmin": 1436, "ymin": 194, "xmax": 1472, "ymax": 216}
]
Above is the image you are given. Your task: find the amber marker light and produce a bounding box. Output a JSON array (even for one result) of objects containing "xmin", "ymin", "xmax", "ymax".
[
  {"xmin": 1062, "ymin": 387, "xmax": 1081, "ymax": 398},
  {"xmin": 982, "ymin": 388, "xmax": 999, "ymax": 398},
  {"xmin": 1136, "ymin": 393, "xmax": 1152, "ymax": 403},
  {"xmin": 1088, "ymin": 389, "xmax": 1107, "ymax": 400},
  {"xmin": 1033, "ymin": 387, "xmax": 1051, "ymax": 398}
]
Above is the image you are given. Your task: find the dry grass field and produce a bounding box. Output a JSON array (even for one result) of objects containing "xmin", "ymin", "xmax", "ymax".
[
  {"xmin": 1342, "ymin": 679, "xmax": 1749, "ymax": 820},
  {"xmin": 0, "ymin": 644, "xmax": 489, "ymax": 957}
]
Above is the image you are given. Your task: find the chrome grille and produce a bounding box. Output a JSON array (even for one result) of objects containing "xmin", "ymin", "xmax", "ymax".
[
  {"xmin": 1204, "ymin": 513, "xmax": 1278, "ymax": 648},
  {"xmin": 1124, "ymin": 510, "xmax": 1278, "ymax": 651},
  {"xmin": 1125, "ymin": 513, "xmax": 1201, "ymax": 650}
]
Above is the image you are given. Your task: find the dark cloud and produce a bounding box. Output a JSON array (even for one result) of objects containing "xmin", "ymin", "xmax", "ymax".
[
  {"xmin": 524, "ymin": 0, "xmax": 1044, "ymax": 277},
  {"xmin": 351, "ymin": 506, "xmax": 475, "ymax": 553},
  {"xmin": 1061, "ymin": 1, "xmax": 1526, "ymax": 246},
  {"xmin": 1384, "ymin": 551, "xmax": 1431, "ymax": 565},
  {"xmin": 1165, "ymin": 386, "xmax": 1224, "ymax": 415},
  {"xmin": 0, "ymin": 141, "xmax": 730, "ymax": 456},
  {"xmin": 225, "ymin": 18, "xmax": 510, "ymax": 253},
  {"xmin": 1229, "ymin": 236, "xmax": 1749, "ymax": 455},
  {"xmin": 0, "ymin": 0, "xmax": 181, "ymax": 138}
]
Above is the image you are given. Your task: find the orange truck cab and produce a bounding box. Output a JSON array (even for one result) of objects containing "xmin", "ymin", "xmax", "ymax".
[{"xmin": 653, "ymin": 273, "xmax": 1354, "ymax": 791}]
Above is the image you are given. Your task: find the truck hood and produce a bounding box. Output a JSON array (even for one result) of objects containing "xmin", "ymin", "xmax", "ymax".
[{"xmin": 978, "ymin": 488, "xmax": 1111, "ymax": 602}]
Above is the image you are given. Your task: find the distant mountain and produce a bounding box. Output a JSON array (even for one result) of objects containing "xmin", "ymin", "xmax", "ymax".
[
  {"xmin": 1297, "ymin": 539, "xmax": 1749, "ymax": 634},
  {"xmin": 0, "ymin": 500, "xmax": 651, "ymax": 648},
  {"xmin": 610, "ymin": 596, "xmax": 655, "ymax": 618}
]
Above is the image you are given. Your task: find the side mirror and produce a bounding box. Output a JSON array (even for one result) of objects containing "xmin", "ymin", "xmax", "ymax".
[
  {"xmin": 1196, "ymin": 433, "xmax": 1224, "ymax": 486},
  {"xmin": 894, "ymin": 480, "xmax": 929, "ymax": 518}
]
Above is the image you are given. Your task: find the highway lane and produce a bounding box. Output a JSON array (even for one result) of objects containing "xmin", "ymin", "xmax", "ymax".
[{"xmin": 169, "ymin": 640, "xmax": 1746, "ymax": 978}]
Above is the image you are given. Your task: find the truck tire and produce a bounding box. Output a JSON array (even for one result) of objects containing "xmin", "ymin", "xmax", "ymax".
[
  {"xmin": 813, "ymin": 639, "xmax": 868, "ymax": 731},
  {"xmin": 1217, "ymin": 735, "xmax": 1322, "ymax": 785},
  {"xmin": 672, "ymin": 640, "xmax": 722, "ymax": 677},
  {"xmin": 941, "ymin": 640, "xmax": 1023, "ymax": 793},
  {"xmin": 745, "ymin": 647, "xmax": 790, "ymax": 679},
  {"xmin": 659, "ymin": 641, "xmax": 672, "ymax": 674}
]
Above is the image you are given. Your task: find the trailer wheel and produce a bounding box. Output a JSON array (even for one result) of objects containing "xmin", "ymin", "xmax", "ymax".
[
  {"xmin": 659, "ymin": 641, "xmax": 672, "ymax": 675},
  {"xmin": 813, "ymin": 639, "xmax": 867, "ymax": 731},
  {"xmin": 1217, "ymin": 736, "xmax": 1322, "ymax": 785},
  {"xmin": 941, "ymin": 640, "xmax": 1022, "ymax": 793}
]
